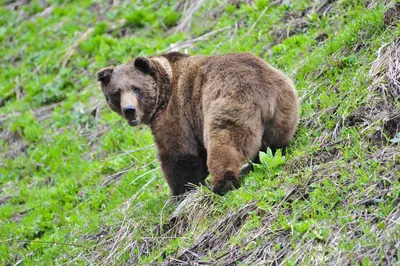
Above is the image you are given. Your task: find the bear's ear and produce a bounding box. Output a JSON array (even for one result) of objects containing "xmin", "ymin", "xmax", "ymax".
[
  {"xmin": 134, "ymin": 56, "xmax": 152, "ymax": 74},
  {"xmin": 97, "ymin": 66, "xmax": 114, "ymax": 84}
]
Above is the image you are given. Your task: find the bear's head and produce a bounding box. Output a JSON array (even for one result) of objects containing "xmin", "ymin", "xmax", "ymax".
[{"xmin": 96, "ymin": 57, "xmax": 161, "ymax": 126}]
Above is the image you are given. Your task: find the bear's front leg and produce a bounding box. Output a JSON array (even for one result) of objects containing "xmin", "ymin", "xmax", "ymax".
[{"xmin": 159, "ymin": 153, "xmax": 207, "ymax": 197}]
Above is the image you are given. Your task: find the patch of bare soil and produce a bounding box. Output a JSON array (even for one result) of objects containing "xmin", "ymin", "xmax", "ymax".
[
  {"xmin": 4, "ymin": 0, "xmax": 30, "ymax": 11},
  {"xmin": 0, "ymin": 102, "xmax": 63, "ymax": 162},
  {"xmin": 269, "ymin": 0, "xmax": 339, "ymax": 45},
  {"xmin": 83, "ymin": 226, "xmax": 109, "ymax": 244},
  {"xmin": 384, "ymin": 3, "xmax": 400, "ymax": 28},
  {"xmin": 0, "ymin": 131, "xmax": 28, "ymax": 160},
  {"xmin": 285, "ymin": 143, "xmax": 342, "ymax": 173},
  {"xmin": 315, "ymin": 32, "xmax": 329, "ymax": 43},
  {"xmin": 9, "ymin": 208, "xmax": 34, "ymax": 223},
  {"xmin": 0, "ymin": 195, "xmax": 12, "ymax": 205},
  {"xmin": 269, "ymin": 12, "xmax": 309, "ymax": 45},
  {"xmin": 346, "ymin": 103, "xmax": 400, "ymax": 145}
]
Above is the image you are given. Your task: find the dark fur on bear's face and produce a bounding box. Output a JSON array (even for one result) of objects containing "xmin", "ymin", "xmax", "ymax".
[
  {"xmin": 97, "ymin": 52, "xmax": 299, "ymax": 197},
  {"xmin": 97, "ymin": 57, "xmax": 162, "ymax": 126}
]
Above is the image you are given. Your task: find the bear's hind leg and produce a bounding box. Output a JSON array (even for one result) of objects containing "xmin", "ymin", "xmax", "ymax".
[
  {"xmin": 204, "ymin": 99, "xmax": 263, "ymax": 194},
  {"xmin": 207, "ymin": 141, "xmax": 242, "ymax": 194},
  {"xmin": 206, "ymin": 125, "xmax": 262, "ymax": 195}
]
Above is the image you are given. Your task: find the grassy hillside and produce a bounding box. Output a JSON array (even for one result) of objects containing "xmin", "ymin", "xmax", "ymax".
[{"xmin": 1, "ymin": 0, "xmax": 399, "ymax": 264}]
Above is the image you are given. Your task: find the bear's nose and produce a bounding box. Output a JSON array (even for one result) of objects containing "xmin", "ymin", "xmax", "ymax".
[{"xmin": 123, "ymin": 105, "xmax": 136, "ymax": 118}]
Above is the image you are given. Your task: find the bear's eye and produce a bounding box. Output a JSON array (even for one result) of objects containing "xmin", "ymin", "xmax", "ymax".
[
  {"xmin": 112, "ymin": 90, "xmax": 120, "ymax": 97},
  {"xmin": 132, "ymin": 86, "xmax": 140, "ymax": 94}
]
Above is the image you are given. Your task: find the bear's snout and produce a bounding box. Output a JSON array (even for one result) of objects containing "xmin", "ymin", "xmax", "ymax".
[
  {"xmin": 123, "ymin": 105, "xmax": 140, "ymax": 126},
  {"xmin": 123, "ymin": 105, "xmax": 136, "ymax": 118}
]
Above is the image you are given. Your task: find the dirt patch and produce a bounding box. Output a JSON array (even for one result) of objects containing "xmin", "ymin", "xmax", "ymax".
[
  {"xmin": 9, "ymin": 208, "xmax": 34, "ymax": 223},
  {"xmin": 345, "ymin": 104, "xmax": 389, "ymax": 127},
  {"xmin": 270, "ymin": 0, "xmax": 340, "ymax": 45},
  {"xmin": 282, "ymin": 10, "xmax": 306, "ymax": 22},
  {"xmin": 384, "ymin": 113, "xmax": 400, "ymax": 138},
  {"xmin": 83, "ymin": 226, "xmax": 109, "ymax": 243},
  {"xmin": 0, "ymin": 131, "xmax": 28, "ymax": 160},
  {"xmin": 0, "ymin": 102, "xmax": 64, "ymax": 161},
  {"xmin": 285, "ymin": 141, "xmax": 342, "ymax": 173},
  {"xmin": 315, "ymin": 32, "xmax": 329, "ymax": 43},
  {"xmin": 384, "ymin": 3, "xmax": 400, "ymax": 28},
  {"xmin": 4, "ymin": 0, "xmax": 31, "ymax": 11},
  {"xmin": 311, "ymin": 148, "xmax": 339, "ymax": 164},
  {"xmin": 269, "ymin": 14, "xmax": 309, "ymax": 45},
  {"xmin": 346, "ymin": 102, "xmax": 400, "ymax": 145},
  {"xmin": 0, "ymin": 195, "xmax": 12, "ymax": 205},
  {"xmin": 0, "ymin": 91, "xmax": 16, "ymax": 108},
  {"xmin": 312, "ymin": 0, "xmax": 338, "ymax": 16}
]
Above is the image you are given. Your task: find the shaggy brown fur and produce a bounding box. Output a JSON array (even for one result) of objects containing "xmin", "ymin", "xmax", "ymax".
[{"xmin": 97, "ymin": 52, "xmax": 299, "ymax": 196}]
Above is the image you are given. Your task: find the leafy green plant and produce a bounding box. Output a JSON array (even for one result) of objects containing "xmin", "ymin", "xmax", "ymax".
[{"xmin": 253, "ymin": 148, "xmax": 286, "ymax": 176}]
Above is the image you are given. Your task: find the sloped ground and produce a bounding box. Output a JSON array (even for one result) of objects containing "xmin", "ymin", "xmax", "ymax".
[{"xmin": 0, "ymin": 0, "xmax": 399, "ymax": 265}]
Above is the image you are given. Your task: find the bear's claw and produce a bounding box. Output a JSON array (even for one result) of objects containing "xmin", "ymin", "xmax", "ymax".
[{"xmin": 212, "ymin": 171, "xmax": 240, "ymax": 195}]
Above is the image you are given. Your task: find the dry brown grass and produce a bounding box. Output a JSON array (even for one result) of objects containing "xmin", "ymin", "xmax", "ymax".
[{"xmin": 369, "ymin": 38, "xmax": 400, "ymax": 104}]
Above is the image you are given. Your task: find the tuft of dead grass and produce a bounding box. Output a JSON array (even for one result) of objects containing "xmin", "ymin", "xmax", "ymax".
[{"xmin": 369, "ymin": 38, "xmax": 400, "ymax": 104}]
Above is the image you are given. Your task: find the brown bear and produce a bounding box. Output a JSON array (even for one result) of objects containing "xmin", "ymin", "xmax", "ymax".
[{"xmin": 97, "ymin": 52, "xmax": 299, "ymax": 196}]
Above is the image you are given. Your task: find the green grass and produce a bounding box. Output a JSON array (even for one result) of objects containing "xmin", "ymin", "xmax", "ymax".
[{"xmin": 1, "ymin": 0, "xmax": 399, "ymax": 265}]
